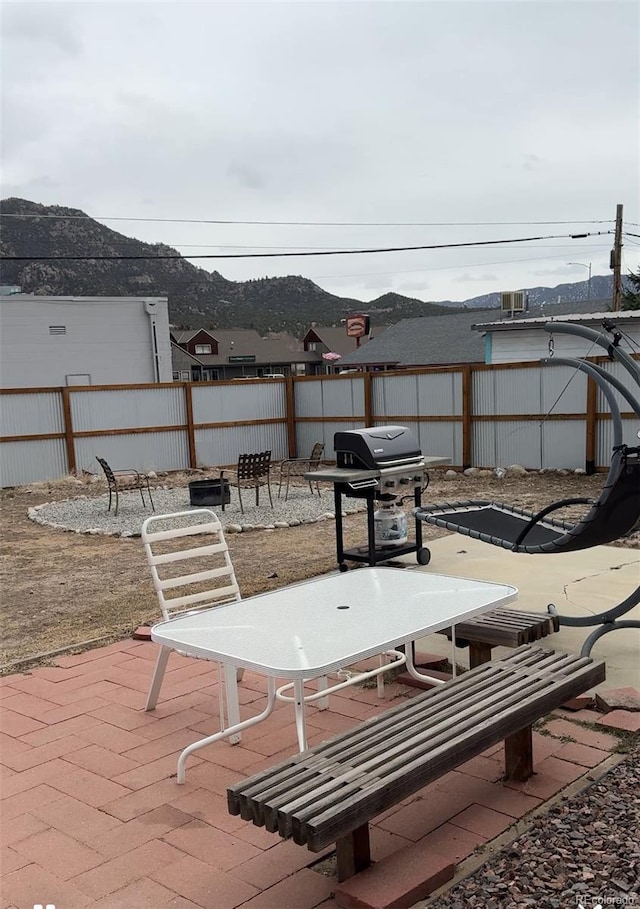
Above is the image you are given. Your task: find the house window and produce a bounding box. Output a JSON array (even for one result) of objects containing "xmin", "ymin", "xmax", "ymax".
[
  {"xmin": 181, "ymin": 370, "xmax": 191, "ymax": 381},
  {"xmin": 172, "ymin": 371, "xmax": 180, "ymax": 380},
  {"xmin": 194, "ymin": 343, "xmax": 212, "ymax": 354},
  {"xmin": 49, "ymin": 325, "xmax": 66, "ymax": 335},
  {"xmin": 307, "ymin": 341, "xmax": 317, "ymax": 351}
]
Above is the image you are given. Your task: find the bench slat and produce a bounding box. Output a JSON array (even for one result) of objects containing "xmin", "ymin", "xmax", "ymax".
[
  {"xmin": 284, "ymin": 653, "xmax": 588, "ymax": 838},
  {"xmin": 228, "ymin": 647, "xmax": 605, "ymax": 854},
  {"xmin": 438, "ymin": 608, "xmax": 559, "ymax": 648},
  {"xmin": 300, "ymin": 657, "xmax": 604, "ymax": 849},
  {"xmin": 230, "ymin": 647, "xmax": 571, "ymax": 822}
]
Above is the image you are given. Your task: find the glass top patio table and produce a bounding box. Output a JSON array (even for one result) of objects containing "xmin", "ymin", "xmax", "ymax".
[
  {"xmin": 150, "ymin": 566, "xmax": 518, "ymax": 781},
  {"xmin": 151, "ymin": 566, "xmax": 518, "ymax": 678}
]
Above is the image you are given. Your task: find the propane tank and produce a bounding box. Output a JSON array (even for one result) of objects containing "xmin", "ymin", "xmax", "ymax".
[{"xmin": 374, "ymin": 502, "xmax": 408, "ymax": 547}]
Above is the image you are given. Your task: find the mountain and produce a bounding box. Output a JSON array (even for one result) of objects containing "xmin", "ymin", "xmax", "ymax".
[
  {"xmin": 0, "ymin": 198, "xmax": 617, "ymax": 335},
  {"xmin": 0, "ymin": 198, "xmax": 462, "ymax": 334},
  {"xmin": 437, "ymin": 275, "xmax": 614, "ymax": 310}
]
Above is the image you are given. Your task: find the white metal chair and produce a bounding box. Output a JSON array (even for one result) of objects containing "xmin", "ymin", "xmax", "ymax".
[{"xmin": 142, "ymin": 509, "xmax": 244, "ymax": 741}]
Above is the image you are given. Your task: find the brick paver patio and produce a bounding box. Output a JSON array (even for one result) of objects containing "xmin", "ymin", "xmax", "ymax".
[{"xmin": 0, "ymin": 638, "xmax": 633, "ymax": 909}]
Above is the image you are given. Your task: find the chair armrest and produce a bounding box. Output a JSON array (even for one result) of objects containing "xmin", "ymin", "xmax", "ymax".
[{"xmin": 279, "ymin": 458, "xmax": 312, "ymax": 475}]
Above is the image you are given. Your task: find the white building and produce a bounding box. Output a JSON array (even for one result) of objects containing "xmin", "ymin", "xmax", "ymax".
[
  {"xmin": 473, "ymin": 310, "xmax": 640, "ymax": 365},
  {"xmin": 0, "ymin": 295, "xmax": 173, "ymax": 388}
]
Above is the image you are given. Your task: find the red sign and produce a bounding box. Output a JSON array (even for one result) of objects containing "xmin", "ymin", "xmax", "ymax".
[{"xmin": 345, "ymin": 314, "xmax": 370, "ymax": 338}]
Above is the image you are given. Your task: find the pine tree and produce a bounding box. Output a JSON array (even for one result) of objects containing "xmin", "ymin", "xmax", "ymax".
[{"xmin": 621, "ymin": 268, "xmax": 640, "ymax": 310}]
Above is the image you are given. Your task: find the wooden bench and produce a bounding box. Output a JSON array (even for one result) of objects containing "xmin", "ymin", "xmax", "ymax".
[
  {"xmin": 437, "ymin": 607, "xmax": 560, "ymax": 667},
  {"xmin": 228, "ymin": 645, "xmax": 604, "ymax": 883}
]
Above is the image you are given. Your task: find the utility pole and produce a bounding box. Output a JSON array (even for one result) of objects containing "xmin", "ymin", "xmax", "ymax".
[{"xmin": 611, "ymin": 203, "xmax": 623, "ymax": 311}]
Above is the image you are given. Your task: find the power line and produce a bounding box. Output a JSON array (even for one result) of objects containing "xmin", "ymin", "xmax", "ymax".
[
  {"xmin": 307, "ymin": 250, "xmax": 612, "ymax": 281},
  {"xmin": 0, "ymin": 212, "xmax": 615, "ymax": 228},
  {"xmin": 2, "ymin": 241, "xmax": 612, "ymax": 254},
  {"xmin": 0, "ymin": 230, "xmax": 613, "ymax": 262}
]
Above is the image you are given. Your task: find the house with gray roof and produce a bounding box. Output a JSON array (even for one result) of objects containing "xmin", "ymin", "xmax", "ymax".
[
  {"xmin": 171, "ymin": 328, "xmax": 318, "ymax": 380},
  {"xmin": 473, "ymin": 302, "xmax": 640, "ymax": 364},
  {"xmin": 301, "ymin": 324, "xmax": 388, "ymax": 373},
  {"xmin": 338, "ymin": 298, "xmax": 615, "ymax": 371}
]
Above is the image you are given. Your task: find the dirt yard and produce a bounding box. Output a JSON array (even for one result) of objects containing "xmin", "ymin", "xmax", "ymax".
[{"xmin": 1, "ymin": 468, "xmax": 634, "ymax": 671}]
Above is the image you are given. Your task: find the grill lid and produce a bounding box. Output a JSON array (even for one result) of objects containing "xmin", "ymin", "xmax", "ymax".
[{"xmin": 334, "ymin": 425, "xmax": 422, "ymax": 470}]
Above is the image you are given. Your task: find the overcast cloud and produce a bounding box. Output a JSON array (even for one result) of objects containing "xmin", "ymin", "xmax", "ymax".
[{"xmin": 2, "ymin": 0, "xmax": 638, "ymax": 304}]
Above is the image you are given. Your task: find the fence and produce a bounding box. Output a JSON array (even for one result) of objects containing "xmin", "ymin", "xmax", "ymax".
[{"xmin": 1, "ymin": 357, "xmax": 638, "ymax": 488}]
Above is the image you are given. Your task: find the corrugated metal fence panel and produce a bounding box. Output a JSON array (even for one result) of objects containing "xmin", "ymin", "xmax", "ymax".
[
  {"xmin": 540, "ymin": 363, "xmax": 587, "ymax": 414},
  {"xmin": 194, "ymin": 423, "xmax": 288, "ymax": 468},
  {"xmin": 541, "ymin": 421, "xmax": 586, "ymax": 469},
  {"xmin": 372, "ymin": 372, "xmax": 462, "ymax": 418},
  {"xmin": 76, "ymin": 431, "xmax": 190, "ymax": 475},
  {"xmin": 473, "ymin": 418, "xmax": 585, "ymax": 470},
  {"xmin": 317, "ymin": 421, "xmax": 365, "ymax": 460},
  {"xmin": 0, "ymin": 390, "xmax": 65, "ymax": 436},
  {"xmin": 418, "ymin": 421, "xmax": 461, "ymax": 465},
  {"xmin": 597, "ymin": 419, "xmax": 638, "ymax": 466},
  {"xmin": 192, "ymin": 382, "xmax": 286, "ymax": 424},
  {"xmin": 295, "ymin": 377, "xmax": 364, "ymax": 420},
  {"xmin": 295, "ymin": 422, "xmax": 335, "ymax": 461},
  {"xmin": 0, "ymin": 439, "xmax": 68, "ymax": 486},
  {"xmin": 596, "ymin": 360, "xmax": 640, "ymax": 416},
  {"xmin": 473, "ymin": 368, "xmax": 542, "ymax": 415},
  {"xmin": 71, "ymin": 387, "xmax": 186, "ymax": 432},
  {"xmin": 370, "ymin": 418, "xmax": 459, "ymax": 467}
]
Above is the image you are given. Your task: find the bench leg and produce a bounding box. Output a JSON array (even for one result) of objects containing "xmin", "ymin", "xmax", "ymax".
[
  {"xmin": 504, "ymin": 725, "xmax": 533, "ymax": 781},
  {"xmin": 336, "ymin": 824, "xmax": 371, "ymax": 882},
  {"xmin": 469, "ymin": 642, "xmax": 493, "ymax": 668}
]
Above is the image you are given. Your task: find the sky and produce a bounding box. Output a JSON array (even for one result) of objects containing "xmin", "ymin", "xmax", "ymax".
[{"xmin": 2, "ymin": 0, "xmax": 639, "ymax": 305}]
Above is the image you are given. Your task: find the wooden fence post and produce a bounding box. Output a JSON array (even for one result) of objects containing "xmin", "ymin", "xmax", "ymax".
[
  {"xmin": 184, "ymin": 383, "xmax": 197, "ymax": 469},
  {"xmin": 286, "ymin": 377, "xmax": 297, "ymax": 458},
  {"xmin": 462, "ymin": 366, "xmax": 472, "ymax": 470},
  {"xmin": 61, "ymin": 387, "xmax": 77, "ymax": 476}
]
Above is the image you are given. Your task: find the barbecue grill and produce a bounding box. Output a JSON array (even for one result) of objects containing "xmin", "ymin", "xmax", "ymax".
[{"xmin": 305, "ymin": 426, "xmax": 449, "ymax": 571}]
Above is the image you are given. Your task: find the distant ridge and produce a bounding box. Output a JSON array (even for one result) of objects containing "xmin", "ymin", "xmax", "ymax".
[{"xmin": 0, "ymin": 197, "xmax": 614, "ymax": 335}]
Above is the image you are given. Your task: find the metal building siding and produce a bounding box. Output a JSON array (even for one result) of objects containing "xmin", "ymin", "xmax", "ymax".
[
  {"xmin": 194, "ymin": 424, "xmax": 288, "ymax": 468},
  {"xmin": 0, "ymin": 391, "xmax": 65, "ymax": 436},
  {"xmin": 192, "ymin": 383, "xmax": 286, "ymax": 424},
  {"xmin": 0, "ymin": 439, "xmax": 68, "ymax": 487},
  {"xmin": 76, "ymin": 431, "xmax": 190, "ymax": 475},
  {"xmin": 71, "ymin": 387, "xmax": 185, "ymax": 432},
  {"xmin": 372, "ymin": 372, "xmax": 461, "ymax": 419}
]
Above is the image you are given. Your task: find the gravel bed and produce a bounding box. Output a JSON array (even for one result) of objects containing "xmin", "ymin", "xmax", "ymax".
[
  {"xmin": 27, "ymin": 484, "xmax": 367, "ymax": 537},
  {"xmin": 426, "ymin": 743, "xmax": 639, "ymax": 909}
]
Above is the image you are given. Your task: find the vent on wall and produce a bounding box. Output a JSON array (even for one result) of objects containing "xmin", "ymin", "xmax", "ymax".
[
  {"xmin": 49, "ymin": 325, "xmax": 66, "ymax": 335},
  {"xmin": 500, "ymin": 291, "xmax": 527, "ymax": 313}
]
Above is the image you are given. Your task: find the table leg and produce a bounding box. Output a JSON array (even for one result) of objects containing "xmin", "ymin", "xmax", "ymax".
[
  {"xmin": 293, "ymin": 678, "xmax": 308, "ymax": 751},
  {"xmin": 176, "ymin": 677, "xmax": 277, "ymax": 783},
  {"xmin": 224, "ymin": 662, "xmax": 242, "ymax": 744},
  {"xmin": 405, "ymin": 642, "xmax": 447, "ymax": 686},
  {"xmin": 316, "ymin": 676, "xmax": 329, "ymax": 710}
]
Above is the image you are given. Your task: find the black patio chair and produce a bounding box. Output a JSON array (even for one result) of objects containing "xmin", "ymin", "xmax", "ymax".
[
  {"xmin": 96, "ymin": 456, "xmax": 155, "ymax": 517},
  {"xmin": 414, "ymin": 321, "xmax": 640, "ymax": 656},
  {"xmin": 219, "ymin": 451, "xmax": 273, "ymax": 514},
  {"xmin": 277, "ymin": 442, "xmax": 325, "ymax": 501}
]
